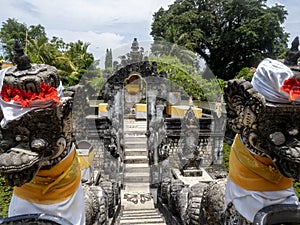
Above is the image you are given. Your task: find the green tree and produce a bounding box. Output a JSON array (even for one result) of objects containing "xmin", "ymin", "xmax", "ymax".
[
  {"xmin": 0, "ymin": 18, "xmax": 27, "ymax": 61},
  {"xmin": 151, "ymin": 55, "xmax": 223, "ymax": 101},
  {"xmin": 0, "ymin": 18, "xmax": 47, "ymax": 62},
  {"xmin": 0, "ymin": 177, "xmax": 13, "ymax": 217},
  {"xmin": 105, "ymin": 48, "xmax": 112, "ymax": 69},
  {"xmin": 0, "ymin": 19, "xmax": 94, "ymax": 87},
  {"xmin": 59, "ymin": 40, "xmax": 94, "ymax": 86},
  {"xmin": 65, "ymin": 40, "xmax": 94, "ymax": 70},
  {"xmin": 27, "ymin": 37, "xmax": 57, "ymax": 64},
  {"xmin": 84, "ymin": 60, "xmax": 106, "ymax": 97},
  {"xmin": 50, "ymin": 36, "xmax": 68, "ymax": 53},
  {"xmin": 150, "ymin": 0, "xmax": 288, "ymax": 80}
]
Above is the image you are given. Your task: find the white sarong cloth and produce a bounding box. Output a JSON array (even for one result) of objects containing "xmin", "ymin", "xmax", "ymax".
[
  {"xmin": 251, "ymin": 58, "xmax": 294, "ymax": 103},
  {"xmin": 9, "ymin": 183, "xmax": 86, "ymax": 225},
  {"xmin": 0, "ymin": 68, "xmax": 64, "ymax": 127},
  {"xmin": 8, "ymin": 145, "xmax": 86, "ymax": 225},
  {"xmin": 225, "ymin": 178, "xmax": 299, "ymax": 222}
]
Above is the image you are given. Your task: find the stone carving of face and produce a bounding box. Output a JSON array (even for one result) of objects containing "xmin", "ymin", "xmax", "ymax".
[
  {"xmin": 249, "ymin": 103, "xmax": 300, "ymax": 180},
  {"xmin": 0, "ymin": 105, "xmax": 73, "ymax": 186},
  {"xmin": 0, "ymin": 63, "xmax": 73, "ymax": 187},
  {"xmin": 224, "ymin": 78, "xmax": 300, "ymax": 181}
]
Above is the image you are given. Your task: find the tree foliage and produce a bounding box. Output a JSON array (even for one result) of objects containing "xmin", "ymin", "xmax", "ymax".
[
  {"xmin": 150, "ymin": 55, "xmax": 224, "ymax": 101},
  {"xmin": 0, "ymin": 177, "xmax": 12, "ymax": 217},
  {"xmin": 0, "ymin": 18, "xmax": 94, "ymax": 87},
  {"xmin": 0, "ymin": 18, "xmax": 47, "ymax": 62},
  {"xmin": 105, "ymin": 48, "xmax": 112, "ymax": 69},
  {"xmin": 150, "ymin": 0, "xmax": 289, "ymax": 80}
]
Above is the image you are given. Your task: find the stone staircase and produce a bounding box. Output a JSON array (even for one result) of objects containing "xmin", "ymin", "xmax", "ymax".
[
  {"xmin": 117, "ymin": 118, "xmax": 166, "ymax": 225},
  {"xmin": 118, "ymin": 208, "xmax": 166, "ymax": 225},
  {"xmin": 123, "ymin": 119, "xmax": 149, "ymax": 184}
]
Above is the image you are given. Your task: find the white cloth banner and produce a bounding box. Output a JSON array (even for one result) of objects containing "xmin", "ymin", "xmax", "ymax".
[
  {"xmin": 8, "ymin": 144, "xmax": 86, "ymax": 225},
  {"xmin": 251, "ymin": 58, "xmax": 294, "ymax": 103},
  {"xmin": 225, "ymin": 178, "xmax": 299, "ymax": 222},
  {"xmin": 9, "ymin": 184, "xmax": 86, "ymax": 225},
  {"xmin": 0, "ymin": 68, "xmax": 63, "ymax": 127}
]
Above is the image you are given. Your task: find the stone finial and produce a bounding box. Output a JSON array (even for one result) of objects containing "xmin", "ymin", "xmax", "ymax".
[
  {"xmin": 284, "ymin": 36, "xmax": 300, "ymax": 66},
  {"xmin": 291, "ymin": 36, "xmax": 299, "ymax": 51},
  {"xmin": 13, "ymin": 40, "xmax": 31, "ymax": 70}
]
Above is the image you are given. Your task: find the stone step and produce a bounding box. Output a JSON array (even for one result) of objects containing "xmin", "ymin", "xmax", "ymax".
[
  {"xmin": 120, "ymin": 223, "xmax": 166, "ymax": 225},
  {"xmin": 125, "ymin": 149, "xmax": 148, "ymax": 157},
  {"xmin": 123, "ymin": 183, "xmax": 150, "ymax": 191},
  {"xmin": 124, "ymin": 121, "xmax": 147, "ymax": 127},
  {"xmin": 124, "ymin": 127, "xmax": 147, "ymax": 134},
  {"xmin": 125, "ymin": 142, "xmax": 147, "ymax": 149},
  {"xmin": 124, "ymin": 125, "xmax": 147, "ymax": 130},
  {"xmin": 122, "ymin": 211, "xmax": 161, "ymax": 218},
  {"xmin": 121, "ymin": 211, "xmax": 161, "ymax": 217},
  {"xmin": 124, "ymin": 130, "xmax": 147, "ymax": 135},
  {"xmin": 122, "ymin": 214, "xmax": 162, "ymax": 219},
  {"xmin": 122, "ymin": 209, "xmax": 159, "ymax": 215},
  {"xmin": 124, "ymin": 135, "xmax": 147, "ymax": 140},
  {"xmin": 124, "ymin": 139, "xmax": 147, "ymax": 144},
  {"xmin": 124, "ymin": 155, "xmax": 149, "ymax": 164},
  {"xmin": 124, "ymin": 164, "xmax": 150, "ymax": 173},
  {"xmin": 119, "ymin": 217, "xmax": 165, "ymax": 224},
  {"xmin": 124, "ymin": 139, "xmax": 147, "ymax": 143},
  {"xmin": 124, "ymin": 120, "xmax": 147, "ymax": 124},
  {"xmin": 124, "ymin": 173, "xmax": 150, "ymax": 183},
  {"xmin": 124, "ymin": 122, "xmax": 147, "ymax": 125},
  {"xmin": 119, "ymin": 207, "xmax": 166, "ymax": 225}
]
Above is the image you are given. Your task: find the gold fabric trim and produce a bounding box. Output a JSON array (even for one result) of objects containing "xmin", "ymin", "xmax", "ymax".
[
  {"xmin": 228, "ymin": 135, "xmax": 293, "ymax": 191},
  {"xmin": 14, "ymin": 148, "xmax": 81, "ymax": 204},
  {"xmin": 232, "ymin": 135, "xmax": 283, "ymax": 184}
]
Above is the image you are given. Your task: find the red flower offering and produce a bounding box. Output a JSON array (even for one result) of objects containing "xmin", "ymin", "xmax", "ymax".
[
  {"xmin": 1, "ymin": 83, "xmax": 60, "ymax": 107},
  {"xmin": 280, "ymin": 77, "xmax": 300, "ymax": 102}
]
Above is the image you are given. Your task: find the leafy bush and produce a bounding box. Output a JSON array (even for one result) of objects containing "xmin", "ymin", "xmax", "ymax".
[
  {"xmin": 151, "ymin": 55, "xmax": 224, "ymax": 101},
  {"xmin": 222, "ymin": 142, "xmax": 231, "ymax": 173},
  {"xmin": 0, "ymin": 177, "xmax": 12, "ymax": 217},
  {"xmin": 235, "ymin": 67, "xmax": 255, "ymax": 82}
]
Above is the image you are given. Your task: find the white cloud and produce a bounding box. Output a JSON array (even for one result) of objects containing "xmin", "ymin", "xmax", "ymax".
[
  {"xmin": 267, "ymin": 0, "xmax": 300, "ymax": 44},
  {"xmin": 47, "ymin": 29, "xmax": 125, "ymax": 59},
  {"xmin": 0, "ymin": 0, "xmax": 175, "ymax": 59},
  {"xmin": 1, "ymin": 0, "xmax": 299, "ymax": 58},
  {"xmin": 1, "ymin": 0, "xmax": 174, "ymax": 31}
]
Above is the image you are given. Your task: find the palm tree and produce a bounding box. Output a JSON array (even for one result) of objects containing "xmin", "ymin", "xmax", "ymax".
[{"xmin": 26, "ymin": 37, "xmax": 56, "ymax": 64}]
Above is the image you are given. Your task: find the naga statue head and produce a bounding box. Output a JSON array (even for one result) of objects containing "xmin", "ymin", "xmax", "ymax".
[
  {"xmin": 224, "ymin": 58, "xmax": 300, "ymax": 181},
  {"xmin": 0, "ymin": 41, "xmax": 74, "ymax": 186}
]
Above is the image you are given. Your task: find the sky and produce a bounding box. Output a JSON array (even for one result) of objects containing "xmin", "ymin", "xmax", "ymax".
[
  {"xmin": 0, "ymin": 0, "xmax": 299, "ymax": 62},
  {"xmin": 0, "ymin": 0, "xmax": 174, "ymax": 61}
]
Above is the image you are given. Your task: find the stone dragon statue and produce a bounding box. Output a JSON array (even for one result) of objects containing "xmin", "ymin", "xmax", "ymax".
[
  {"xmin": 0, "ymin": 41, "xmax": 108, "ymax": 225},
  {"xmin": 199, "ymin": 57, "xmax": 300, "ymax": 224},
  {"xmin": 157, "ymin": 57, "xmax": 300, "ymax": 224}
]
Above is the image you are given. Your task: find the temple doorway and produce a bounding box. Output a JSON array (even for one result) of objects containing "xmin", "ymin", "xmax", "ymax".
[{"xmin": 124, "ymin": 72, "xmax": 147, "ymax": 119}]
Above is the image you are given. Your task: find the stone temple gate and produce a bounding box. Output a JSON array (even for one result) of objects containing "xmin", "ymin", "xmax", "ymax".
[
  {"xmin": 0, "ymin": 38, "xmax": 227, "ymax": 225},
  {"xmin": 81, "ymin": 38, "xmax": 228, "ymax": 224}
]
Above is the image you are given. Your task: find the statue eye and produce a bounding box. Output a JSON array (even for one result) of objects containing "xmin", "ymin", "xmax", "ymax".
[
  {"xmin": 25, "ymin": 82, "xmax": 37, "ymax": 92},
  {"xmin": 48, "ymin": 74, "xmax": 57, "ymax": 87},
  {"xmin": 15, "ymin": 134, "xmax": 28, "ymax": 142}
]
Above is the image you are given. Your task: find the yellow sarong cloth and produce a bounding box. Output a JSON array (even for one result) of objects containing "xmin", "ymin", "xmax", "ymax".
[
  {"xmin": 14, "ymin": 148, "xmax": 81, "ymax": 204},
  {"xmin": 228, "ymin": 135, "xmax": 293, "ymax": 191}
]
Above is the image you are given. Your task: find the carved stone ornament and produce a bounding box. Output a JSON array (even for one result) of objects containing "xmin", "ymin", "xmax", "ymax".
[
  {"xmin": 284, "ymin": 36, "xmax": 300, "ymax": 66},
  {"xmin": 0, "ymin": 41, "xmax": 73, "ymax": 187},
  {"xmin": 179, "ymin": 107, "xmax": 203, "ymax": 173},
  {"xmin": 224, "ymin": 78, "xmax": 300, "ymax": 181},
  {"xmin": 124, "ymin": 192, "xmax": 152, "ymax": 204}
]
